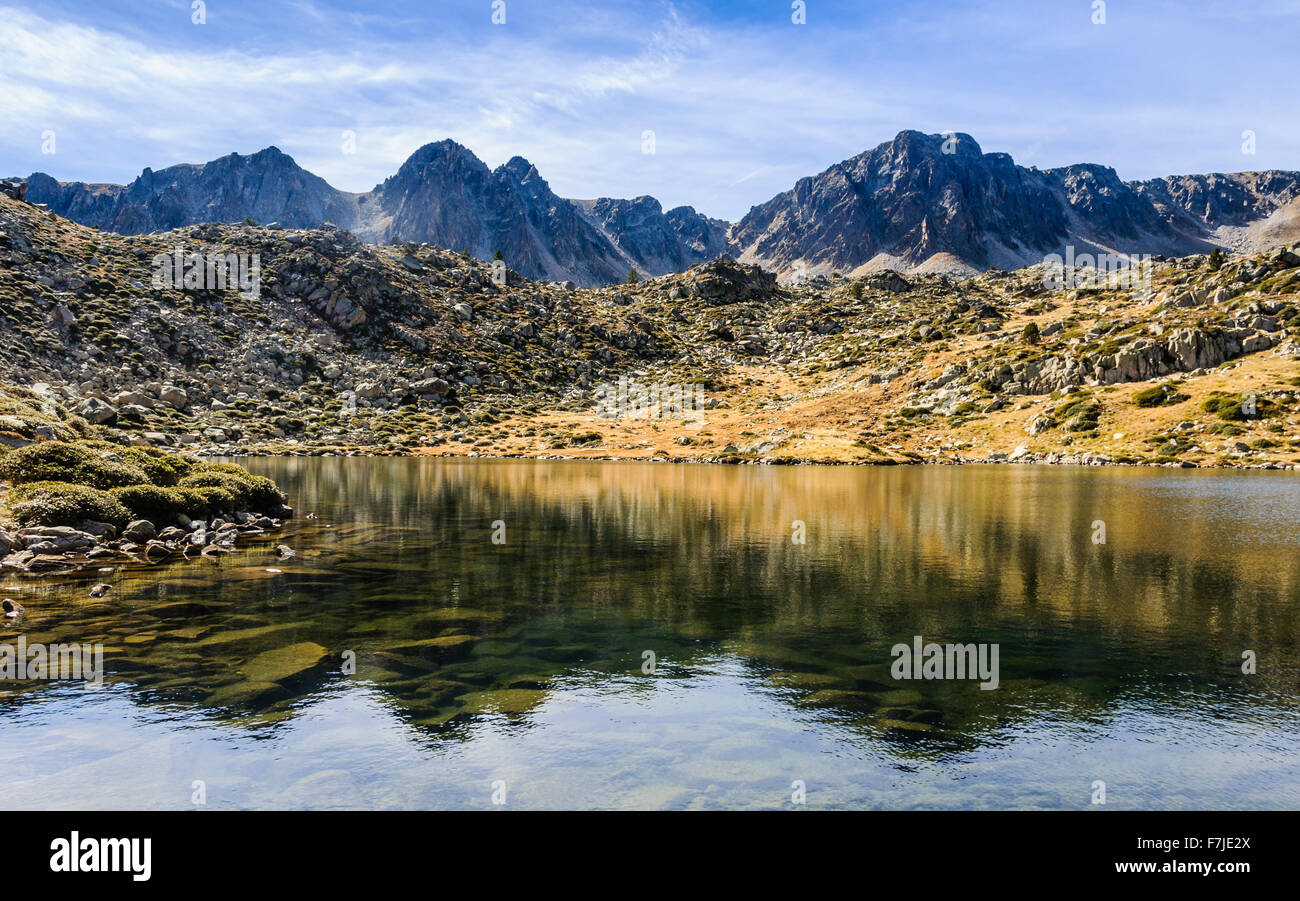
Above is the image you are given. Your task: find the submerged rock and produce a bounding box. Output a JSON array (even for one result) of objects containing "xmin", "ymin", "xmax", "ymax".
[
  {"xmin": 238, "ymin": 642, "xmax": 331, "ymax": 684},
  {"xmin": 456, "ymin": 688, "xmax": 547, "ymax": 715}
]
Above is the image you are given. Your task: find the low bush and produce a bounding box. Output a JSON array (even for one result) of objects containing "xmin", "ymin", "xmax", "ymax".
[
  {"xmin": 8, "ymin": 481, "xmax": 132, "ymax": 529},
  {"xmin": 110, "ymin": 484, "xmax": 190, "ymax": 524},
  {"xmin": 0, "ymin": 442, "xmax": 147, "ymax": 489},
  {"xmin": 72, "ymin": 441, "xmax": 197, "ymax": 486},
  {"xmin": 1, "ymin": 440, "xmax": 287, "ymax": 527},
  {"xmin": 179, "ymin": 465, "xmax": 285, "ymax": 511},
  {"xmin": 1203, "ymin": 392, "xmax": 1277, "ymax": 421},
  {"xmin": 1132, "ymin": 385, "xmax": 1188, "ymax": 408},
  {"xmin": 119, "ymin": 446, "xmax": 196, "ymax": 486}
]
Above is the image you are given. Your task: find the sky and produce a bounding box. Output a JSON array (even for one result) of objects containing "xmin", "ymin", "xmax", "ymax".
[{"xmin": 1, "ymin": 0, "xmax": 1298, "ymax": 222}]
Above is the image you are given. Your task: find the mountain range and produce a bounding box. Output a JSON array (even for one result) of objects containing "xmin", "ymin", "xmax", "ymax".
[{"xmin": 21, "ymin": 130, "xmax": 1300, "ymax": 285}]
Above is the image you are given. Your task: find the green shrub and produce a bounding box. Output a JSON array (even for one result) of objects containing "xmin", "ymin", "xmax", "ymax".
[
  {"xmin": 1051, "ymin": 396, "xmax": 1101, "ymax": 431},
  {"xmin": 1202, "ymin": 393, "xmax": 1243, "ymax": 420},
  {"xmin": 113, "ymin": 483, "xmax": 244, "ymax": 521},
  {"xmin": 1, "ymin": 441, "xmax": 286, "ymax": 521},
  {"xmin": 1202, "ymin": 392, "xmax": 1275, "ymax": 421},
  {"xmin": 1132, "ymin": 385, "xmax": 1189, "ymax": 408},
  {"xmin": 119, "ymin": 446, "xmax": 196, "ymax": 486},
  {"xmin": 1132, "ymin": 386, "xmax": 1164, "ymax": 408},
  {"xmin": 71, "ymin": 441, "xmax": 197, "ymax": 487},
  {"xmin": 111, "ymin": 484, "xmax": 189, "ymax": 524},
  {"xmin": 110, "ymin": 483, "xmax": 242, "ymax": 524},
  {"xmin": 9, "ymin": 481, "xmax": 131, "ymax": 529},
  {"xmin": 191, "ymin": 486, "xmax": 237, "ymax": 515},
  {"xmin": 174, "ymin": 487, "xmax": 221, "ymax": 516},
  {"xmin": 179, "ymin": 465, "xmax": 285, "ymax": 511},
  {"xmin": 0, "ymin": 442, "xmax": 147, "ymax": 489}
]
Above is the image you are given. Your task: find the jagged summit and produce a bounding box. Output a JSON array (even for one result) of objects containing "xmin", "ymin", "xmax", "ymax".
[{"xmin": 20, "ymin": 130, "xmax": 1300, "ymax": 285}]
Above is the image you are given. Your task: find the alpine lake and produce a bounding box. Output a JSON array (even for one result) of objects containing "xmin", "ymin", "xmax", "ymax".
[{"xmin": 2, "ymin": 458, "xmax": 1298, "ymax": 810}]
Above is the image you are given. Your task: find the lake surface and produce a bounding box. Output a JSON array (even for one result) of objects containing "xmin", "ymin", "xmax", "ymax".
[{"xmin": 3, "ymin": 459, "xmax": 1299, "ymax": 810}]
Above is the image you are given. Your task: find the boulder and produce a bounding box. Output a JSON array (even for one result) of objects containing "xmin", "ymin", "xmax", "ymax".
[
  {"xmin": 123, "ymin": 520, "xmax": 157, "ymax": 543},
  {"xmin": 1242, "ymin": 332, "xmax": 1275, "ymax": 353},
  {"xmin": 0, "ymin": 178, "xmax": 29, "ymax": 201},
  {"xmin": 143, "ymin": 541, "xmax": 173, "ymax": 560},
  {"xmin": 25, "ymin": 554, "xmax": 72, "ymax": 572},
  {"xmin": 111, "ymin": 390, "xmax": 155, "ymax": 408},
  {"xmin": 159, "ymin": 385, "xmax": 189, "ymax": 409},
  {"xmin": 1166, "ymin": 327, "xmax": 1231, "ymax": 371},
  {"xmin": 20, "ymin": 528, "xmax": 96, "ymax": 553},
  {"xmin": 79, "ymin": 520, "xmax": 117, "ymax": 539},
  {"xmin": 77, "ymin": 396, "xmax": 117, "ymax": 424},
  {"xmin": 411, "ymin": 377, "xmax": 450, "ymax": 396}
]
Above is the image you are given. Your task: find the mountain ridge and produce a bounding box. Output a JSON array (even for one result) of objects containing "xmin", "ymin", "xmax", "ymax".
[{"xmin": 21, "ymin": 131, "xmax": 1300, "ymax": 285}]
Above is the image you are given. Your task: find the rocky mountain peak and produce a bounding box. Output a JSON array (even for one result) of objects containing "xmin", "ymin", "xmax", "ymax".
[{"xmin": 19, "ymin": 130, "xmax": 1300, "ymax": 285}]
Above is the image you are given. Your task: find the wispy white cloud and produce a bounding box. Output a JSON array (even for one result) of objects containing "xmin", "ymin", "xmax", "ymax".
[{"xmin": 1, "ymin": 1, "xmax": 1297, "ymax": 221}]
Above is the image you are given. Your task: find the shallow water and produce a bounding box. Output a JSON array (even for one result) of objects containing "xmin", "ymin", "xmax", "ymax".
[{"xmin": 2, "ymin": 458, "xmax": 1298, "ymax": 809}]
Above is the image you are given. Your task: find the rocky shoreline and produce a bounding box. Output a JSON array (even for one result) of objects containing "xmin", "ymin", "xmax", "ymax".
[
  {"xmin": 167, "ymin": 444, "xmax": 1300, "ymax": 470},
  {"xmin": 421, "ymin": 449, "xmax": 1300, "ymax": 469},
  {"xmin": 0, "ymin": 510, "xmax": 290, "ymax": 579}
]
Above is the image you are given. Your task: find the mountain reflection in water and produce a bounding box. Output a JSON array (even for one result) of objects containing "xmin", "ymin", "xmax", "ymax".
[{"xmin": 2, "ymin": 459, "xmax": 1298, "ymax": 809}]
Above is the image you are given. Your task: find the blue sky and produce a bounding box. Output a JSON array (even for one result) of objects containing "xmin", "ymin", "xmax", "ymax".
[{"xmin": 2, "ymin": 0, "xmax": 1298, "ymax": 221}]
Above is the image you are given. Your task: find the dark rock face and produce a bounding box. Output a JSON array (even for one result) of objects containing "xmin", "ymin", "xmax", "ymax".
[
  {"xmin": 579, "ymin": 196, "xmax": 728, "ymax": 276},
  {"xmin": 731, "ymin": 131, "xmax": 1075, "ymax": 272},
  {"xmin": 1052, "ymin": 163, "xmax": 1172, "ymax": 241},
  {"xmin": 666, "ymin": 205, "xmax": 731, "ymax": 260},
  {"xmin": 22, "ymin": 142, "xmax": 721, "ymax": 287},
  {"xmin": 27, "ymin": 148, "xmax": 356, "ymax": 234},
  {"xmin": 1131, "ymin": 171, "xmax": 1300, "ymax": 229},
  {"xmin": 358, "ymin": 144, "xmax": 624, "ymax": 283},
  {"xmin": 360, "ymin": 149, "xmax": 730, "ymax": 285},
  {"xmin": 732, "ymin": 131, "xmax": 1300, "ymax": 274}
]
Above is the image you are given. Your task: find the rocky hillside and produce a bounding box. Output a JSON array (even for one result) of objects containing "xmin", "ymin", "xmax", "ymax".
[{"xmin": 1, "ymin": 188, "xmax": 1298, "ymax": 468}]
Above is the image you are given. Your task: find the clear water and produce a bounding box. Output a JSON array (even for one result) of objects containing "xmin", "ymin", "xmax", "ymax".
[{"xmin": 2, "ymin": 459, "xmax": 1298, "ymax": 809}]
